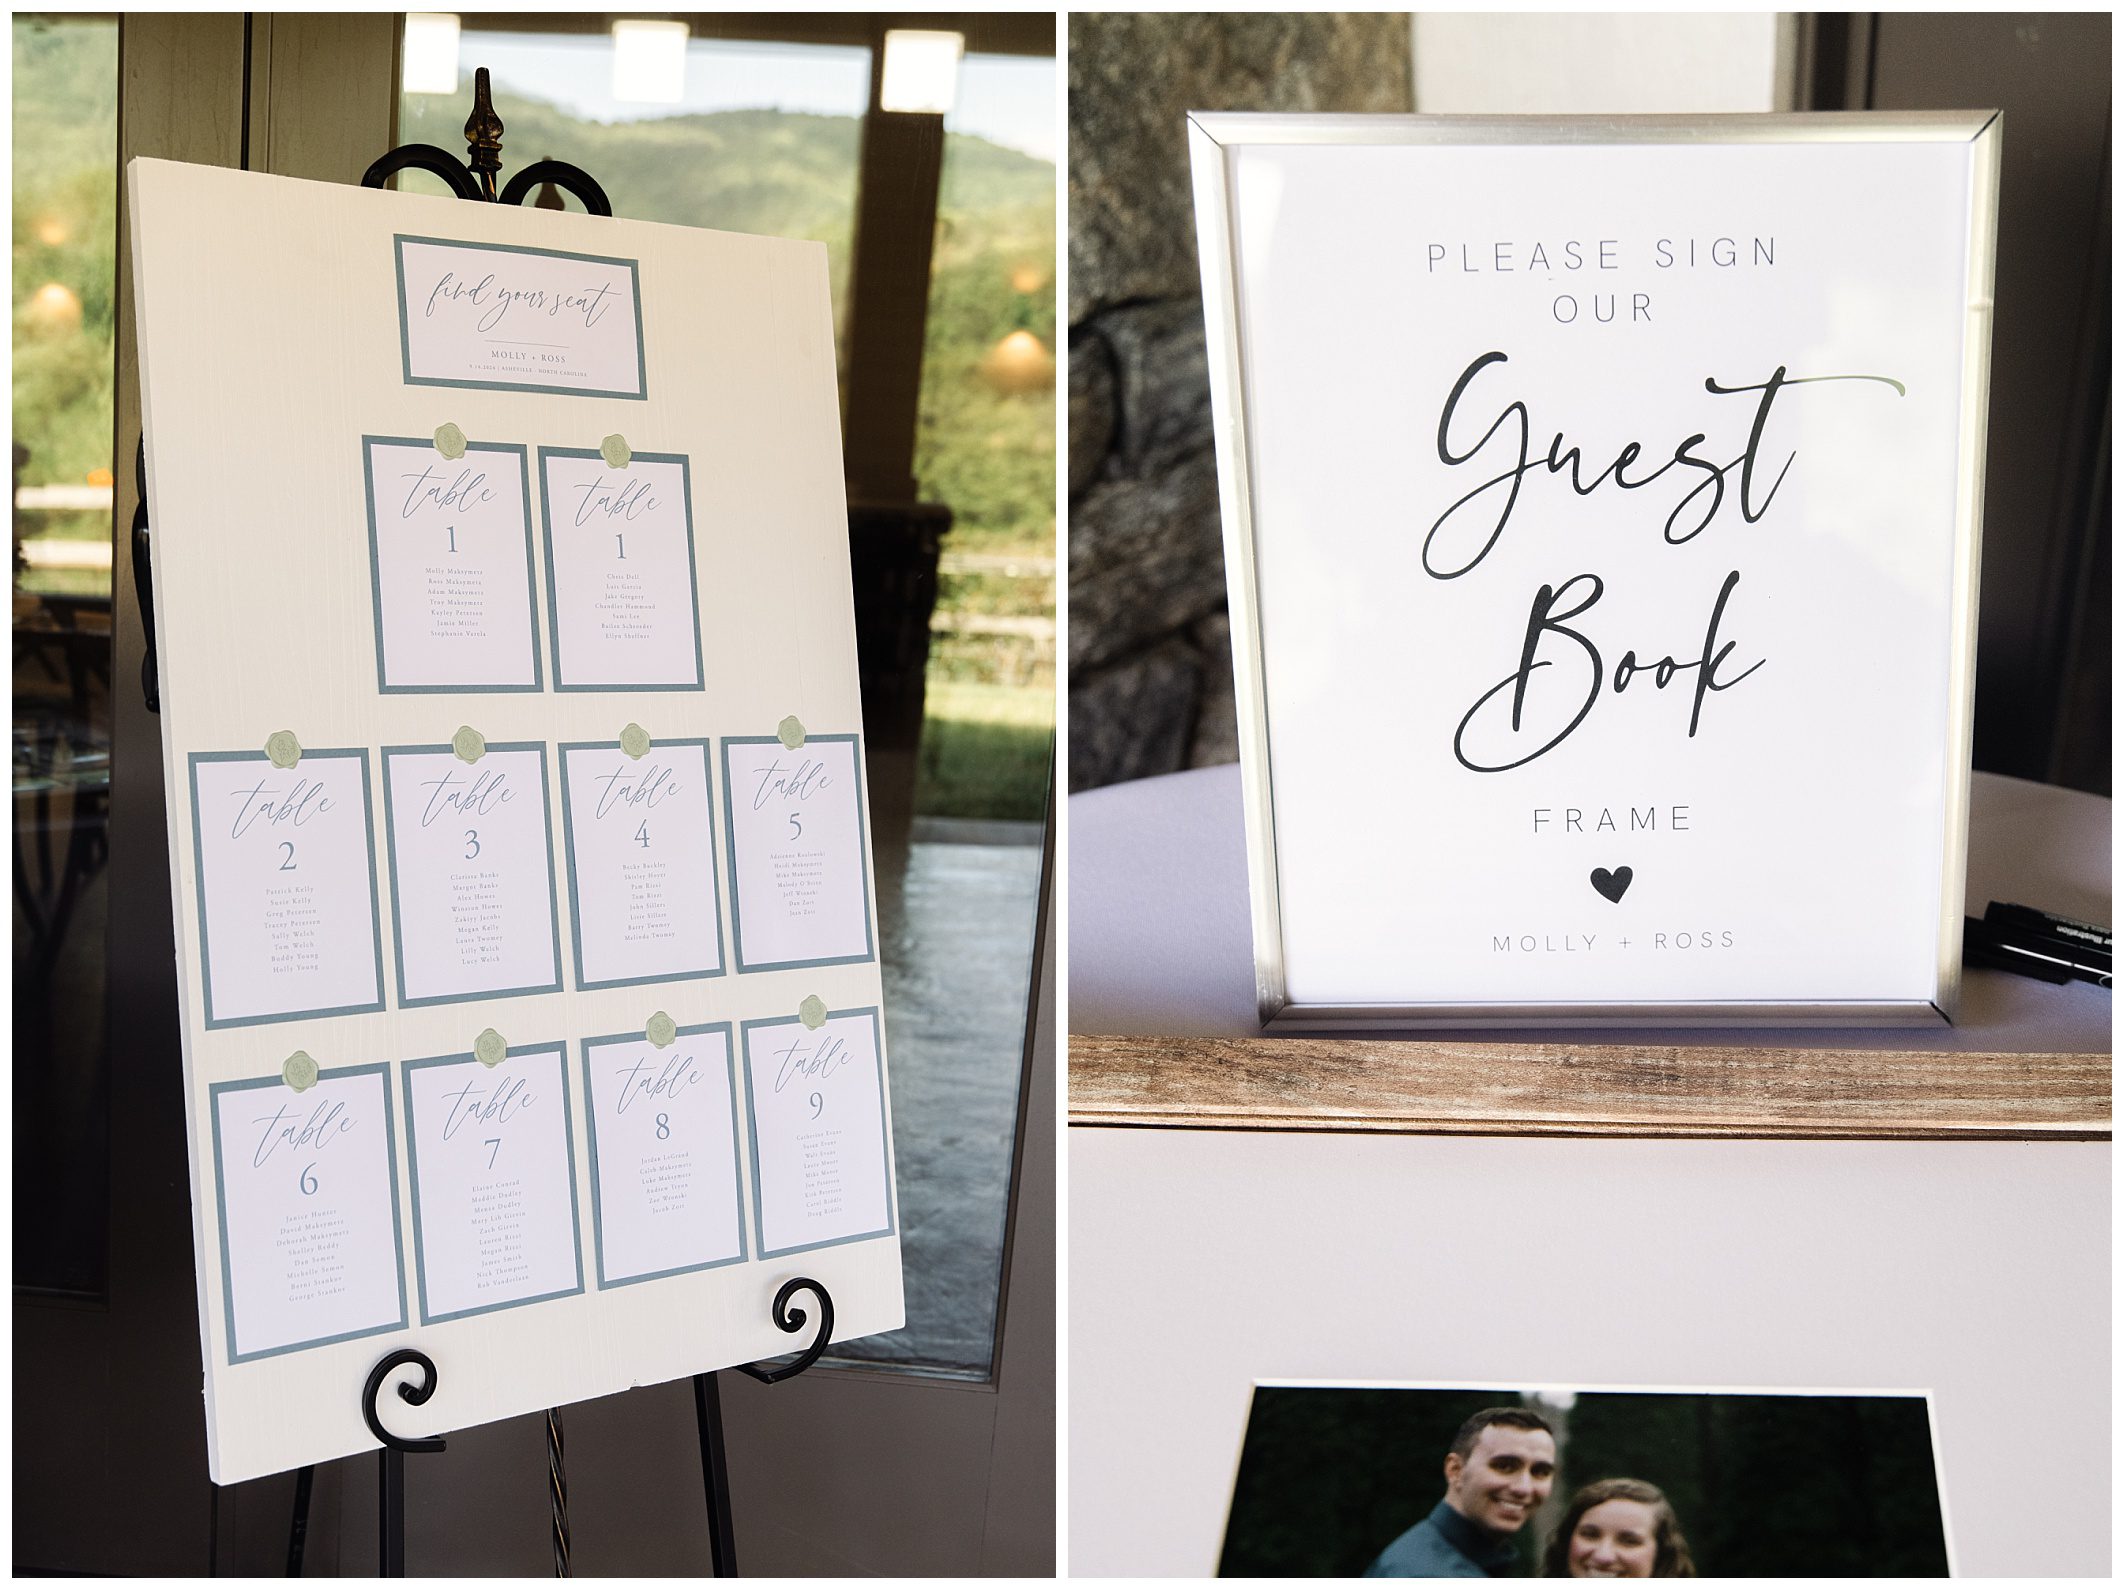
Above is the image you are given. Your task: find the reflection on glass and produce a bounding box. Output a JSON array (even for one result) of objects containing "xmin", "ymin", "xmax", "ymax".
[{"xmin": 13, "ymin": 12, "xmax": 117, "ymax": 1297}]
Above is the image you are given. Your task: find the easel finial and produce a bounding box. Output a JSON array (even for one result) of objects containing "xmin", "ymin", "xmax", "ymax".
[{"xmin": 464, "ymin": 66, "xmax": 504, "ymax": 198}]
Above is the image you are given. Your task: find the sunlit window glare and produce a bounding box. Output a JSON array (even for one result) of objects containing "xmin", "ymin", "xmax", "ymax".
[
  {"xmin": 880, "ymin": 29, "xmax": 963, "ymax": 115},
  {"xmin": 401, "ymin": 13, "xmax": 461, "ymax": 96},
  {"xmin": 611, "ymin": 19, "xmax": 689, "ymax": 105}
]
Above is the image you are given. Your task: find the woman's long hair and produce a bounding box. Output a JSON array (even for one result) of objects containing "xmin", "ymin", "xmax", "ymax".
[{"xmin": 1541, "ymin": 1477, "xmax": 1697, "ymax": 1577}]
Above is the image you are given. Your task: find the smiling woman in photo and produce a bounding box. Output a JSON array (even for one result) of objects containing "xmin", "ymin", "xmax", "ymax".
[{"xmin": 1543, "ymin": 1478, "xmax": 1696, "ymax": 1579}]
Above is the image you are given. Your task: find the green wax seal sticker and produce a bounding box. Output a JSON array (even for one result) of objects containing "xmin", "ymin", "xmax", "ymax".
[
  {"xmin": 619, "ymin": 722, "xmax": 651, "ymax": 759},
  {"xmin": 645, "ymin": 1010, "xmax": 677, "ymax": 1048},
  {"xmin": 281, "ymin": 1050, "xmax": 319, "ymax": 1092},
  {"xmin": 433, "ymin": 422, "xmax": 467, "ymax": 460},
  {"xmin": 777, "ymin": 715, "xmax": 806, "ymax": 750},
  {"xmin": 265, "ymin": 729, "xmax": 302, "ymax": 769},
  {"xmin": 600, "ymin": 433, "xmax": 631, "ymax": 469},
  {"xmin": 798, "ymin": 995, "xmax": 828, "ymax": 1030},
  {"xmin": 474, "ymin": 1028, "xmax": 507, "ymax": 1067},
  {"xmin": 452, "ymin": 725, "xmax": 486, "ymax": 763}
]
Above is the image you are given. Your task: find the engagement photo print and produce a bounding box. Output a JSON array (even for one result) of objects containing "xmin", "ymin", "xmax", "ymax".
[{"xmin": 1219, "ymin": 1385, "xmax": 1949, "ymax": 1578}]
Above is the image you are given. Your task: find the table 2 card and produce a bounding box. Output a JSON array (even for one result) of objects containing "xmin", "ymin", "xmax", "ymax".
[
  {"xmin": 188, "ymin": 749, "xmax": 387, "ymax": 1028},
  {"xmin": 741, "ymin": 1008, "xmax": 894, "ymax": 1258},
  {"xmin": 209, "ymin": 1064, "xmax": 407, "ymax": 1361},
  {"xmin": 382, "ymin": 742, "xmax": 563, "ymax": 1006},
  {"xmin": 560, "ymin": 737, "xmax": 724, "ymax": 989},
  {"xmin": 721, "ymin": 734, "xmax": 876, "ymax": 972},
  {"xmin": 539, "ymin": 447, "xmax": 703, "ymax": 690},
  {"xmin": 403, "ymin": 1044, "xmax": 584, "ymax": 1324},
  {"xmin": 582, "ymin": 1026, "xmax": 745, "ymax": 1287}
]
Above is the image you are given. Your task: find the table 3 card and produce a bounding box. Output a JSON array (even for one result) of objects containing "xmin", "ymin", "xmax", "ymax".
[
  {"xmin": 209, "ymin": 1064, "xmax": 407, "ymax": 1361},
  {"xmin": 382, "ymin": 742, "xmax": 563, "ymax": 1006},
  {"xmin": 721, "ymin": 734, "xmax": 876, "ymax": 972},
  {"xmin": 188, "ymin": 749, "xmax": 387, "ymax": 1028},
  {"xmin": 362, "ymin": 436, "xmax": 541, "ymax": 693},
  {"xmin": 403, "ymin": 1043, "xmax": 583, "ymax": 1323},
  {"xmin": 741, "ymin": 1008, "xmax": 894, "ymax": 1258},
  {"xmin": 538, "ymin": 447, "xmax": 703, "ymax": 690},
  {"xmin": 582, "ymin": 1025, "xmax": 745, "ymax": 1287}
]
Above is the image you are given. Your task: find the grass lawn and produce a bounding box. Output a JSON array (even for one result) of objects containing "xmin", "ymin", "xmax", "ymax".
[{"xmin": 914, "ymin": 679, "xmax": 1054, "ymax": 822}]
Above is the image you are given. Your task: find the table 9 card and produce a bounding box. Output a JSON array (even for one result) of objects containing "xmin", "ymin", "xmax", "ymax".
[
  {"xmin": 560, "ymin": 738, "xmax": 725, "ymax": 989},
  {"xmin": 721, "ymin": 734, "xmax": 876, "ymax": 972},
  {"xmin": 209, "ymin": 1065, "xmax": 407, "ymax": 1361},
  {"xmin": 741, "ymin": 1008, "xmax": 894, "ymax": 1258},
  {"xmin": 362, "ymin": 436, "xmax": 541, "ymax": 692},
  {"xmin": 188, "ymin": 749, "xmax": 386, "ymax": 1028},
  {"xmin": 403, "ymin": 1044, "xmax": 583, "ymax": 1323},
  {"xmin": 538, "ymin": 447, "xmax": 703, "ymax": 690},
  {"xmin": 582, "ymin": 1026, "xmax": 745, "ymax": 1287},
  {"xmin": 382, "ymin": 743, "xmax": 563, "ymax": 1006}
]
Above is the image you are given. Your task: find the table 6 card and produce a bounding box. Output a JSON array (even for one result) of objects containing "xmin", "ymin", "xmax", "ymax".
[
  {"xmin": 741, "ymin": 1008, "xmax": 894, "ymax": 1258},
  {"xmin": 209, "ymin": 1064, "xmax": 407, "ymax": 1361},
  {"xmin": 560, "ymin": 737, "xmax": 724, "ymax": 989},
  {"xmin": 721, "ymin": 734, "xmax": 876, "ymax": 972},
  {"xmin": 188, "ymin": 749, "xmax": 387, "ymax": 1028},
  {"xmin": 539, "ymin": 447, "xmax": 703, "ymax": 690},
  {"xmin": 582, "ymin": 1025, "xmax": 745, "ymax": 1287},
  {"xmin": 403, "ymin": 1044, "xmax": 584, "ymax": 1323},
  {"xmin": 382, "ymin": 742, "xmax": 563, "ymax": 1005}
]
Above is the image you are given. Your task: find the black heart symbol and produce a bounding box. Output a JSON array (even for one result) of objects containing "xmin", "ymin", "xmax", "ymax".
[{"xmin": 1590, "ymin": 866, "xmax": 1633, "ymax": 904}]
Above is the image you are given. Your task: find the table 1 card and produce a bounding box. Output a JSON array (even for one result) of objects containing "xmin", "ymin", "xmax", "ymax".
[
  {"xmin": 209, "ymin": 1064, "xmax": 407, "ymax": 1362},
  {"xmin": 582, "ymin": 1026, "xmax": 745, "ymax": 1287},
  {"xmin": 740, "ymin": 1008, "xmax": 894, "ymax": 1258},
  {"xmin": 188, "ymin": 749, "xmax": 387, "ymax": 1028},
  {"xmin": 381, "ymin": 743, "xmax": 563, "ymax": 1006},
  {"xmin": 402, "ymin": 1044, "xmax": 584, "ymax": 1324},
  {"xmin": 720, "ymin": 734, "xmax": 876, "ymax": 972},
  {"xmin": 560, "ymin": 738, "xmax": 725, "ymax": 989},
  {"xmin": 394, "ymin": 235, "xmax": 646, "ymax": 399},
  {"xmin": 538, "ymin": 448, "xmax": 704, "ymax": 691},
  {"xmin": 363, "ymin": 436, "xmax": 541, "ymax": 692}
]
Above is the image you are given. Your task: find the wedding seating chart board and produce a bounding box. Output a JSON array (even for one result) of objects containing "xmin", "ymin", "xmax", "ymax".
[
  {"xmin": 1188, "ymin": 113, "xmax": 2000, "ymax": 1028},
  {"xmin": 131, "ymin": 158, "xmax": 902, "ymax": 1483}
]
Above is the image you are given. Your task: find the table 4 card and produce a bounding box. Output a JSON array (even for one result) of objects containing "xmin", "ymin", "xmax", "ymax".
[
  {"xmin": 740, "ymin": 1008, "xmax": 894, "ymax": 1258},
  {"xmin": 721, "ymin": 734, "xmax": 876, "ymax": 972},
  {"xmin": 403, "ymin": 1043, "xmax": 584, "ymax": 1324},
  {"xmin": 362, "ymin": 436, "xmax": 541, "ymax": 693},
  {"xmin": 538, "ymin": 447, "xmax": 703, "ymax": 690},
  {"xmin": 382, "ymin": 742, "xmax": 563, "ymax": 1006},
  {"xmin": 559, "ymin": 738, "xmax": 725, "ymax": 989},
  {"xmin": 582, "ymin": 1026, "xmax": 745, "ymax": 1287},
  {"xmin": 209, "ymin": 1063, "xmax": 408, "ymax": 1362},
  {"xmin": 188, "ymin": 749, "xmax": 387, "ymax": 1028}
]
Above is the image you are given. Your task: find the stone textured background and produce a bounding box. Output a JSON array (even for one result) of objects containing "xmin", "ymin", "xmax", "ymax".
[{"xmin": 1068, "ymin": 14, "xmax": 1413, "ymax": 790}]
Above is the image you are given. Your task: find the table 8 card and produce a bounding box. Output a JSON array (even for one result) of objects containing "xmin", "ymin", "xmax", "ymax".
[
  {"xmin": 582, "ymin": 1026, "xmax": 745, "ymax": 1287},
  {"xmin": 188, "ymin": 749, "xmax": 386, "ymax": 1028},
  {"xmin": 740, "ymin": 1008, "xmax": 894, "ymax": 1258},
  {"xmin": 720, "ymin": 734, "xmax": 876, "ymax": 972},
  {"xmin": 538, "ymin": 448, "xmax": 703, "ymax": 690},
  {"xmin": 403, "ymin": 1044, "xmax": 583, "ymax": 1324},
  {"xmin": 381, "ymin": 743, "xmax": 564, "ymax": 1006}
]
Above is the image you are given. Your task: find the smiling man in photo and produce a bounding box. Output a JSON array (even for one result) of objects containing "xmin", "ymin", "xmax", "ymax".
[{"xmin": 1364, "ymin": 1408, "xmax": 1558, "ymax": 1577}]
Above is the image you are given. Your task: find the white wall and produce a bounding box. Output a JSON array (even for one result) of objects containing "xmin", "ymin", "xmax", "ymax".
[{"xmin": 1412, "ymin": 12, "xmax": 1793, "ymax": 114}]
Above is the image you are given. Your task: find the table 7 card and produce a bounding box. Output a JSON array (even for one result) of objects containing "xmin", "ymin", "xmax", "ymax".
[
  {"xmin": 720, "ymin": 734, "xmax": 876, "ymax": 972},
  {"xmin": 560, "ymin": 739, "xmax": 724, "ymax": 989},
  {"xmin": 741, "ymin": 1008, "xmax": 894, "ymax": 1258}
]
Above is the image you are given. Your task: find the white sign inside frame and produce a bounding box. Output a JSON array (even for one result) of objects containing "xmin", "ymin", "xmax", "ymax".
[{"xmin": 1189, "ymin": 112, "xmax": 2000, "ymax": 1028}]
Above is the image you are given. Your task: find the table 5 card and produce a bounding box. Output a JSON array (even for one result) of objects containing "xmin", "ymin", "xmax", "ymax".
[
  {"xmin": 560, "ymin": 738, "xmax": 724, "ymax": 988},
  {"xmin": 539, "ymin": 447, "xmax": 703, "ymax": 691},
  {"xmin": 721, "ymin": 734, "xmax": 876, "ymax": 972},
  {"xmin": 404, "ymin": 1044, "xmax": 583, "ymax": 1323},
  {"xmin": 582, "ymin": 1026, "xmax": 745, "ymax": 1287},
  {"xmin": 383, "ymin": 743, "xmax": 563, "ymax": 1006},
  {"xmin": 188, "ymin": 749, "xmax": 387, "ymax": 1028},
  {"xmin": 741, "ymin": 1008, "xmax": 894, "ymax": 1258}
]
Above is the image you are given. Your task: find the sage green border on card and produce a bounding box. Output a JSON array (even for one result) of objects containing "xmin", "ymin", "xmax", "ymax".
[
  {"xmin": 580, "ymin": 1023, "xmax": 747, "ymax": 1289},
  {"xmin": 536, "ymin": 447, "xmax": 706, "ymax": 693},
  {"xmin": 719, "ymin": 733, "xmax": 878, "ymax": 973},
  {"xmin": 557, "ymin": 737, "xmax": 727, "ymax": 990},
  {"xmin": 209, "ymin": 1062, "xmax": 409, "ymax": 1364},
  {"xmin": 393, "ymin": 233, "xmax": 648, "ymax": 400},
  {"xmin": 361, "ymin": 436, "xmax": 544, "ymax": 695},
  {"xmin": 188, "ymin": 748, "xmax": 389, "ymax": 1030},
  {"xmin": 739, "ymin": 1006, "xmax": 895, "ymax": 1260},
  {"xmin": 379, "ymin": 742, "xmax": 566, "ymax": 1008},
  {"xmin": 401, "ymin": 1042, "xmax": 586, "ymax": 1325}
]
